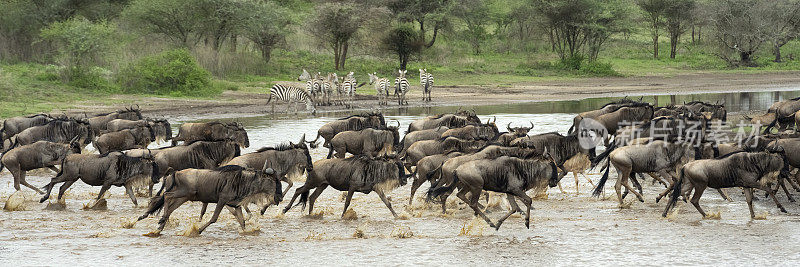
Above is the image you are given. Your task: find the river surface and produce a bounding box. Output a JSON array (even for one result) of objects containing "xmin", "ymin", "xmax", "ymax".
[{"xmin": 3, "ymin": 90, "xmax": 800, "ymax": 265}]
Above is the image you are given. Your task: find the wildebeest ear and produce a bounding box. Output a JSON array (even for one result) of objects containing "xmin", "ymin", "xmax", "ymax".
[{"xmin": 264, "ymin": 168, "xmax": 275, "ymax": 175}]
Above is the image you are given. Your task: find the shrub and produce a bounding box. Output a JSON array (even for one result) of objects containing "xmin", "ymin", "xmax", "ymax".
[
  {"xmin": 580, "ymin": 61, "xmax": 621, "ymax": 76},
  {"xmin": 559, "ymin": 55, "xmax": 585, "ymax": 70},
  {"xmin": 117, "ymin": 49, "xmax": 217, "ymax": 96}
]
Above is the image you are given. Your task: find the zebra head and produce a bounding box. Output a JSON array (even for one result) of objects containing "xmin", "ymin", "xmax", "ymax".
[{"xmin": 299, "ymin": 69, "xmax": 310, "ymax": 81}]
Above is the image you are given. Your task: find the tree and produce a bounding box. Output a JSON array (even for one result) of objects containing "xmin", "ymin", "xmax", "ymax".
[
  {"xmin": 310, "ymin": 3, "xmax": 363, "ymax": 70},
  {"xmin": 585, "ymin": 0, "xmax": 632, "ymax": 61},
  {"xmin": 711, "ymin": 0, "xmax": 770, "ymax": 66},
  {"xmin": 196, "ymin": 0, "xmax": 250, "ymax": 53},
  {"xmin": 121, "ymin": 0, "xmax": 202, "ymax": 47},
  {"xmin": 664, "ymin": 0, "xmax": 695, "ymax": 59},
  {"xmin": 764, "ymin": 0, "xmax": 800, "ymax": 62},
  {"xmin": 383, "ymin": 24, "xmax": 423, "ymax": 70},
  {"xmin": 387, "ymin": 0, "xmax": 450, "ymax": 48},
  {"xmin": 452, "ymin": 0, "xmax": 491, "ymax": 54},
  {"xmin": 240, "ymin": 0, "xmax": 293, "ymax": 64},
  {"xmin": 534, "ymin": 0, "xmax": 626, "ymax": 63},
  {"xmin": 636, "ymin": 0, "xmax": 668, "ymax": 59},
  {"xmin": 39, "ymin": 17, "xmax": 118, "ymax": 81}
]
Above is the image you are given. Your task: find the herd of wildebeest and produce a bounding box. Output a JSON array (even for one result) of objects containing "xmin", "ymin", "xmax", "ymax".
[{"xmin": 3, "ymin": 96, "xmax": 800, "ymax": 235}]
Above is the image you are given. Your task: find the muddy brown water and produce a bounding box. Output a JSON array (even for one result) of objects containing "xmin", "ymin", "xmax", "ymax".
[{"xmin": 3, "ymin": 90, "xmax": 800, "ymax": 265}]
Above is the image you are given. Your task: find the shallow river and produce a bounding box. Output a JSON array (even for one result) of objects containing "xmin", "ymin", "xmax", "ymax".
[{"xmin": 3, "ymin": 90, "xmax": 800, "ymax": 265}]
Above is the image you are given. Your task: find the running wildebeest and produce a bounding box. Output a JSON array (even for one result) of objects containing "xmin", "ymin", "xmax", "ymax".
[
  {"xmin": 0, "ymin": 138, "xmax": 81, "ymax": 193},
  {"xmin": 758, "ymin": 97, "xmax": 800, "ymax": 133},
  {"xmin": 106, "ymin": 118, "xmax": 172, "ymax": 143},
  {"xmin": 399, "ymin": 126, "xmax": 449, "ymax": 152},
  {"xmin": 403, "ymin": 136, "xmax": 488, "ymax": 168},
  {"xmin": 94, "ymin": 125, "xmax": 155, "ymax": 154},
  {"xmin": 39, "ymin": 151, "xmax": 160, "ymax": 207},
  {"xmin": 137, "ymin": 166, "xmax": 282, "ymax": 235},
  {"xmin": 154, "ymin": 140, "xmax": 241, "ymax": 178},
  {"xmin": 663, "ymin": 148, "xmax": 789, "ymax": 219},
  {"xmin": 282, "ymin": 155, "xmax": 413, "ymax": 218},
  {"xmin": 568, "ymin": 98, "xmax": 648, "ymax": 134},
  {"xmin": 312, "ymin": 112, "xmax": 386, "ymax": 151},
  {"xmin": 87, "ymin": 106, "xmax": 143, "ymax": 136},
  {"xmin": 172, "ymin": 121, "xmax": 250, "ymax": 148},
  {"xmin": 410, "ymin": 151, "xmax": 464, "ymax": 206},
  {"xmin": 430, "ymin": 153, "xmax": 559, "ymax": 230},
  {"xmin": 328, "ymin": 124, "xmax": 400, "ymax": 159},
  {"xmin": 511, "ymin": 132, "xmax": 596, "ymax": 193},
  {"xmin": 225, "ymin": 135, "xmax": 313, "ymax": 196},
  {"xmin": 1, "ymin": 113, "xmax": 53, "ymax": 143},
  {"xmin": 11, "ymin": 117, "xmax": 94, "ymax": 148},
  {"xmin": 406, "ymin": 110, "xmax": 481, "ymax": 132},
  {"xmin": 440, "ymin": 118, "xmax": 499, "ymax": 140}
]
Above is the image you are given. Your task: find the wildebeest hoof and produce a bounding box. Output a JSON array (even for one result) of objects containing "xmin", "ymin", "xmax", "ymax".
[
  {"xmin": 780, "ymin": 208, "xmax": 788, "ymax": 213},
  {"xmin": 143, "ymin": 231, "xmax": 162, "ymax": 237},
  {"xmin": 43, "ymin": 199, "xmax": 67, "ymax": 211}
]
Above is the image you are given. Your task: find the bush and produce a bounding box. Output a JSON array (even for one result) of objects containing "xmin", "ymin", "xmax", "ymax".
[
  {"xmin": 559, "ymin": 55, "xmax": 585, "ymax": 70},
  {"xmin": 580, "ymin": 61, "xmax": 621, "ymax": 76},
  {"xmin": 68, "ymin": 66, "xmax": 119, "ymax": 93},
  {"xmin": 117, "ymin": 49, "xmax": 217, "ymax": 96}
]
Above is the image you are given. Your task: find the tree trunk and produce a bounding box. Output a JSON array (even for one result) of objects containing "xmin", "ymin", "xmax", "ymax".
[
  {"xmin": 691, "ymin": 25, "xmax": 695, "ymax": 44},
  {"xmin": 230, "ymin": 34, "xmax": 237, "ymax": 53},
  {"xmin": 418, "ymin": 19, "xmax": 426, "ymax": 45},
  {"xmin": 774, "ymin": 44, "xmax": 783, "ymax": 63},
  {"xmin": 697, "ymin": 26, "xmax": 701, "ymax": 43},
  {"xmin": 653, "ymin": 34, "xmax": 659, "ymax": 59},
  {"xmin": 425, "ymin": 24, "xmax": 440, "ymax": 48},
  {"xmin": 333, "ymin": 43, "xmax": 341, "ymax": 70},
  {"xmin": 740, "ymin": 51, "xmax": 754, "ymax": 66},
  {"xmin": 669, "ymin": 33, "xmax": 678, "ymax": 59},
  {"xmin": 400, "ymin": 54, "xmax": 408, "ymax": 70},
  {"xmin": 340, "ymin": 42, "xmax": 349, "ymax": 69},
  {"xmin": 260, "ymin": 45, "xmax": 272, "ymax": 64}
]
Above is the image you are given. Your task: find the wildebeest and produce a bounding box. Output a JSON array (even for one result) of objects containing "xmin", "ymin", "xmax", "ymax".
[
  {"xmin": 430, "ymin": 153, "xmax": 559, "ymax": 230},
  {"xmin": 495, "ymin": 122, "xmax": 534, "ymax": 146},
  {"xmin": 568, "ymin": 98, "xmax": 649, "ymax": 134},
  {"xmin": 663, "ymin": 148, "xmax": 789, "ymax": 218},
  {"xmin": 106, "ymin": 118, "xmax": 172, "ymax": 142},
  {"xmin": 328, "ymin": 124, "xmax": 400, "ymax": 159},
  {"xmin": 399, "ymin": 126, "xmax": 449, "ymax": 152},
  {"xmin": 409, "ymin": 151, "xmax": 463, "ymax": 205},
  {"xmin": 403, "ymin": 136, "xmax": 488, "ymax": 168},
  {"xmin": 172, "ymin": 121, "xmax": 250, "ymax": 148},
  {"xmin": 592, "ymin": 140, "xmax": 695, "ymax": 205},
  {"xmin": 758, "ymin": 97, "xmax": 800, "ymax": 133},
  {"xmin": 87, "ymin": 106, "xmax": 143, "ymax": 135},
  {"xmin": 440, "ymin": 118, "xmax": 499, "ymax": 140},
  {"xmin": 406, "ymin": 110, "xmax": 481, "ymax": 132},
  {"xmin": 1, "ymin": 113, "xmax": 53, "ymax": 143},
  {"xmin": 586, "ymin": 104, "xmax": 655, "ymax": 138},
  {"xmin": 39, "ymin": 152, "xmax": 160, "ymax": 207},
  {"xmin": 154, "ymin": 140, "xmax": 241, "ymax": 177},
  {"xmin": 137, "ymin": 166, "xmax": 281, "ymax": 235},
  {"xmin": 10, "ymin": 117, "xmax": 94, "ymax": 148},
  {"xmin": 311, "ymin": 112, "xmax": 386, "ymax": 149},
  {"xmin": 94, "ymin": 125, "xmax": 155, "ymax": 154},
  {"xmin": 225, "ymin": 135, "xmax": 313, "ymax": 196},
  {"xmin": 0, "ymin": 138, "xmax": 81, "ymax": 193},
  {"xmin": 282, "ymin": 155, "xmax": 412, "ymax": 218}
]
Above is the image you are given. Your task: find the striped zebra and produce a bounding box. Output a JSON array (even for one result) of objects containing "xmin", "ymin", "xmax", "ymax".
[
  {"xmin": 340, "ymin": 71, "xmax": 357, "ymax": 104},
  {"xmin": 323, "ymin": 73, "xmax": 339, "ymax": 106},
  {"xmin": 419, "ymin": 69, "xmax": 434, "ymax": 102},
  {"xmin": 267, "ymin": 84, "xmax": 316, "ymax": 114},
  {"xmin": 394, "ymin": 69, "xmax": 410, "ymax": 105},
  {"xmin": 299, "ymin": 69, "xmax": 323, "ymax": 103},
  {"xmin": 368, "ymin": 72, "xmax": 390, "ymax": 106}
]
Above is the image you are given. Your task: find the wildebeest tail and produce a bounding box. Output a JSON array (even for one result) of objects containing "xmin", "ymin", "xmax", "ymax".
[
  {"xmin": 591, "ymin": 159, "xmax": 611, "ymax": 197},
  {"xmin": 427, "ymin": 171, "xmax": 458, "ymax": 201},
  {"xmin": 663, "ymin": 167, "xmax": 685, "ymax": 217},
  {"xmin": 139, "ymin": 172, "xmax": 175, "ymax": 221},
  {"xmin": 762, "ymin": 116, "xmax": 779, "ymax": 135},
  {"xmin": 591, "ymin": 142, "xmax": 616, "ymax": 170},
  {"xmin": 297, "ymin": 190, "xmax": 310, "ymax": 210}
]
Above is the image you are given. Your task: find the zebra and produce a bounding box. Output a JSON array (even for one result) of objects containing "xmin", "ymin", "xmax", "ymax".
[
  {"xmin": 394, "ymin": 69, "xmax": 410, "ymax": 105},
  {"xmin": 368, "ymin": 72, "xmax": 390, "ymax": 106},
  {"xmin": 299, "ymin": 69, "xmax": 323, "ymax": 104},
  {"xmin": 267, "ymin": 84, "xmax": 316, "ymax": 114},
  {"xmin": 340, "ymin": 71, "xmax": 357, "ymax": 105},
  {"xmin": 419, "ymin": 69, "xmax": 434, "ymax": 102},
  {"xmin": 323, "ymin": 73, "xmax": 339, "ymax": 106}
]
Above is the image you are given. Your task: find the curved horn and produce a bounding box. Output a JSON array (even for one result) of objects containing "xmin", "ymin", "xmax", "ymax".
[
  {"xmin": 135, "ymin": 104, "xmax": 140, "ymax": 110},
  {"xmin": 529, "ymin": 121, "xmax": 534, "ymax": 129},
  {"xmin": 299, "ymin": 133, "xmax": 307, "ymax": 144},
  {"xmin": 492, "ymin": 116, "xmax": 496, "ymax": 123},
  {"xmin": 392, "ymin": 119, "xmax": 401, "ymax": 128},
  {"xmin": 507, "ymin": 122, "xmax": 513, "ymax": 131}
]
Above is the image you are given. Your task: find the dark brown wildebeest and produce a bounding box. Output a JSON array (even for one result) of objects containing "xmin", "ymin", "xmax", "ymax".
[
  {"xmin": 495, "ymin": 122, "xmax": 534, "ymax": 146},
  {"xmin": 94, "ymin": 125, "xmax": 155, "ymax": 154},
  {"xmin": 403, "ymin": 136, "xmax": 488, "ymax": 168},
  {"xmin": 11, "ymin": 117, "xmax": 94, "ymax": 148},
  {"xmin": 766, "ymin": 138, "xmax": 800, "ymax": 200},
  {"xmin": 0, "ymin": 138, "xmax": 81, "ymax": 193},
  {"xmin": 399, "ymin": 126, "xmax": 449, "ymax": 152},
  {"xmin": 591, "ymin": 140, "xmax": 696, "ymax": 205},
  {"xmin": 440, "ymin": 118, "xmax": 499, "ymax": 140},
  {"xmin": 136, "ymin": 165, "xmax": 281, "ymax": 235},
  {"xmin": 683, "ymin": 101, "xmax": 726, "ymax": 121},
  {"xmin": 39, "ymin": 152, "xmax": 160, "ymax": 207},
  {"xmin": 282, "ymin": 155, "xmax": 413, "ymax": 218},
  {"xmin": 568, "ymin": 98, "xmax": 648, "ymax": 134},
  {"xmin": 1, "ymin": 113, "xmax": 53, "ymax": 143},
  {"xmin": 586, "ymin": 104, "xmax": 654, "ymax": 138},
  {"xmin": 87, "ymin": 106, "xmax": 143, "ymax": 136},
  {"xmin": 224, "ymin": 135, "xmax": 313, "ymax": 196},
  {"xmin": 663, "ymin": 148, "xmax": 789, "ymax": 219},
  {"xmin": 406, "ymin": 110, "xmax": 481, "ymax": 132},
  {"xmin": 311, "ymin": 112, "xmax": 386, "ymax": 150},
  {"xmin": 171, "ymin": 121, "xmax": 250, "ymax": 148},
  {"xmin": 153, "ymin": 140, "xmax": 241, "ymax": 177},
  {"xmin": 430, "ymin": 153, "xmax": 559, "ymax": 230},
  {"xmin": 511, "ymin": 132, "xmax": 596, "ymax": 193},
  {"xmin": 328, "ymin": 124, "xmax": 400, "ymax": 159},
  {"xmin": 757, "ymin": 97, "xmax": 800, "ymax": 133},
  {"xmin": 106, "ymin": 118, "xmax": 172, "ymax": 143},
  {"xmin": 410, "ymin": 151, "xmax": 463, "ymax": 205}
]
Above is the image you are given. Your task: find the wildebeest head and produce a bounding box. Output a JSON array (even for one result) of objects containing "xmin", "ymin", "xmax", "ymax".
[
  {"xmin": 507, "ymin": 122, "xmax": 534, "ymax": 137},
  {"xmin": 386, "ymin": 120, "xmax": 402, "ymax": 149},
  {"xmin": 148, "ymin": 118, "xmax": 172, "ymax": 142},
  {"xmin": 226, "ymin": 122, "xmax": 250, "ymax": 148},
  {"xmin": 540, "ymin": 148, "xmax": 560, "ymax": 188},
  {"xmin": 118, "ymin": 105, "xmax": 143, "ymax": 121},
  {"xmin": 260, "ymin": 167, "xmax": 282, "ymax": 204},
  {"xmin": 116, "ymin": 153, "xmax": 160, "ymax": 185}
]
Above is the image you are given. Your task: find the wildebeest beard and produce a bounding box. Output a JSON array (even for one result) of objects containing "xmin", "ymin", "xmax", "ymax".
[{"xmin": 257, "ymin": 143, "xmax": 313, "ymax": 178}]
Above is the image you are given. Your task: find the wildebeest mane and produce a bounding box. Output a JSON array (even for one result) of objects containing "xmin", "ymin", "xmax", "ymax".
[
  {"xmin": 256, "ymin": 143, "xmax": 293, "ymax": 152},
  {"xmin": 116, "ymin": 153, "xmax": 160, "ymax": 184}
]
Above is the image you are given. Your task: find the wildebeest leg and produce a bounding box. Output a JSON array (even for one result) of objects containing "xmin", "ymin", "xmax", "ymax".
[
  {"xmin": 582, "ymin": 173, "xmax": 595, "ymax": 187},
  {"xmin": 157, "ymin": 196, "xmax": 188, "ymax": 231},
  {"xmin": 744, "ymin": 188, "xmax": 755, "ymax": 218},
  {"xmin": 199, "ymin": 203, "xmax": 208, "ymax": 221},
  {"xmin": 124, "ymin": 184, "xmax": 138, "ymax": 207},
  {"xmin": 47, "ymin": 165, "xmax": 60, "ymax": 173},
  {"xmin": 281, "ymin": 185, "xmax": 308, "ymax": 213},
  {"xmin": 787, "ymin": 175, "xmax": 800, "ymax": 192},
  {"xmin": 656, "ymin": 170, "xmax": 678, "ymax": 203},
  {"xmin": 778, "ymin": 177, "xmax": 796, "ymax": 202},
  {"xmin": 515, "ymin": 190, "xmax": 534, "ymax": 229},
  {"xmin": 409, "ymin": 175, "xmax": 426, "ymax": 206},
  {"xmin": 764, "ymin": 186, "xmax": 788, "ymax": 213},
  {"xmin": 375, "ymin": 189, "xmax": 398, "ymax": 219},
  {"xmin": 95, "ymin": 183, "xmax": 113, "ymax": 202},
  {"xmin": 494, "ymin": 194, "xmax": 521, "ymax": 229},
  {"xmin": 716, "ymin": 189, "xmax": 732, "ymax": 202},
  {"xmin": 574, "ymin": 172, "xmax": 581, "ymax": 194},
  {"xmin": 340, "ymin": 189, "xmax": 355, "ymax": 218},
  {"xmin": 557, "ymin": 181, "xmax": 567, "ymax": 194},
  {"xmin": 281, "ymin": 176, "xmax": 293, "ymax": 196},
  {"xmin": 17, "ymin": 170, "xmax": 44, "ymax": 194},
  {"xmin": 198, "ymin": 201, "xmax": 226, "ymax": 234},
  {"xmin": 621, "ymin": 171, "xmax": 644, "ymax": 203},
  {"xmin": 456, "ymin": 188, "xmax": 496, "ymax": 229},
  {"xmin": 689, "ymin": 184, "xmax": 707, "ymax": 218},
  {"xmin": 649, "ymin": 172, "xmax": 668, "ymax": 187},
  {"xmin": 307, "ymin": 185, "xmax": 328, "ymax": 215},
  {"xmin": 231, "ymin": 206, "xmax": 246, "ymax": 230}
]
